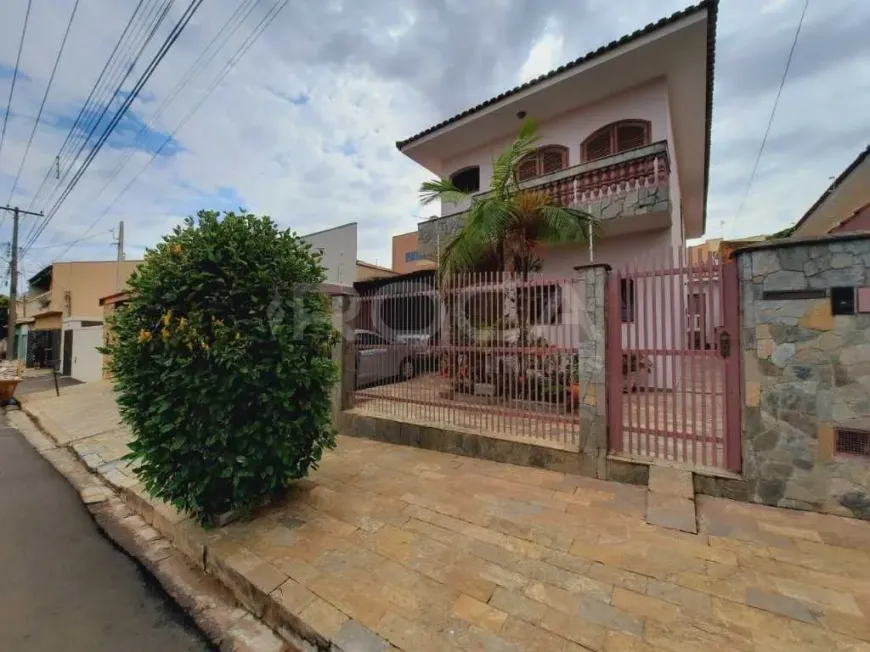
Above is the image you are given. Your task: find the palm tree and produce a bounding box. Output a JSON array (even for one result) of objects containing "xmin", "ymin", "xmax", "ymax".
[
  {"xmin": 419, "ymin": 118, "xmax": 598, "ymax": 279},
  {"xmin": 420, "ymin": 120, "xmax": 599, "ymax": 389}
]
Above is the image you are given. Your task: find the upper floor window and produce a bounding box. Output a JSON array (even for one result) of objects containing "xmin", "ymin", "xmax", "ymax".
[
  {"xmin": 581, "ymin": 120, "xmax": 651, "ymax": 162},
  {"xmin": 405, "ymin": 251, "xmax": 421, "ymax": 262},
  {"xmin": 450, "ymin": 166, "xmax": 480, "ymax": 193},
  {"xmin": 516, "ymin": 145, "xmax": 568, "ymax": 182}
]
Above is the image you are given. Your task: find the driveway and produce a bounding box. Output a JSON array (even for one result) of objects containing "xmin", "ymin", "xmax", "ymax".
[
  {"xmin": 0, "ymin": 414, "xmax": 212, "ymax": 651},
  {"xmin": 19, "ymin": 381, "xmax": 870, "ymax": 652},
  {"xmin": 16, "ymin": 372, "xmax": 83, "ymax": 397}
]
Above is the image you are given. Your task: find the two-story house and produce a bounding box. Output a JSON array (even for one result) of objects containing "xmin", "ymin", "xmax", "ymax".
[
  {"xmin": 18, "ymin": 260, "xmax": 141, "ymax": 370},
  {"xmin": 397, "ymin": 0, "xmax": 717, "ymax": 276}
]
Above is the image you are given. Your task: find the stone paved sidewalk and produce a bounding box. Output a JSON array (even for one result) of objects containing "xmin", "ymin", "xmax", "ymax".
[{"xmin": 21, "ymin": 382, "xmax": 870, "ymax": 652}]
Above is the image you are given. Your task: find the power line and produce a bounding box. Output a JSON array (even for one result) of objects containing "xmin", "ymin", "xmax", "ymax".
[
  {"xmin": 57, "ymin": 0, "xmax": 291, "ymax": 258},
  {"xmin": 78, "ymin": 0, "xmax": 266, "ymax": 213},
  {"xmin": 23, "ymin": 0, "xmax": 163, "ymax": 217},
  {"xmin": 6, "ymin": 0, "xmax": 82, "ymax": 207},
  {"xmin": 732, "ymin": 0, "xmax": 810, "ymax": 234},
  {"xmin": 24, "ymin": 0, "xmax": 153, "ymax": 214},
  {"xmin": 23, "ymin": 0, "xmax": 206, "ymax": 255},
  {"xmin": 0, "ymin": 0, "xmax": 34, "ymax": 229},
  {"xmin": 30, "ymin": 229, "xmax": 111, "ymax": 250},
  {"xmin": 21, "ymin": 0, "xmax": 179, "ymax": 250},
  {"xmin": 28, "ymin": 0, "xmax": 172, "ymax": 220}
]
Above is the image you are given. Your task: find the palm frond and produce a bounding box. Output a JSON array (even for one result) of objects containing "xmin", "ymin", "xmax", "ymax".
[
  {"xmin": 536, "ymin": 205, "xmax": 600, "ymax": 244},
  {"xmin": 516, "ymin": 117, "xmax": 539, "ymax": 143},
  {"xmin": 490, "ymin": 118, "xmax": 540, "ymax": 198},
  {"xmin": 440, "ymin": 197, "xmax": 515, "ymax": 277},
  {"xmin": 419, "ymin": 178, "xmax": 469, "ymax": 207}
]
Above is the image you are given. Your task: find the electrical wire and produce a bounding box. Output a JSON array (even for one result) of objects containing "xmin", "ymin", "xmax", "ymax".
[
  {"xmin": 732, "ymin": 0, "xmax": 810, "ymax": 232},
  {"xmin": 6, "ymin": 0, "xmax": 82, "ymax": 207},
  {"xmin": 23, "ymin": 0, "xmax": 206, "ymax": 255},
  {"xmin": 0, "ymin": 0, "xmax": 33, "ymax": 170},
  {"xmin": 78, "ymin": 0, "xmax": 266, "ymax": 212},
  {"xmin": 27, "ymin": 0, "xmax": 172, "ymax": 220},
  {"xmin": 56, "ymin": 0, "xmax": 291, "ymax": 259},
  {"xmin": 0, "ymin": 0, "xmax": 34, "ymax": 232},
  {"xmin": 24, "ymin": 0, "xmax": 152, "ymax": 214},
  {"xmin": 29, "ymin": 229, "xmax": 111, "ymax": 250},
  {"xmin": 23, "ymin": 0, "xmax": 161, "ymax": 217}
]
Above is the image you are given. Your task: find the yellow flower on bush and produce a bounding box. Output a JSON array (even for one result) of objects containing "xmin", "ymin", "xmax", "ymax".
[
  {"xmin": 162, "ymin": 310, "xmax": 172, "ymax": 327},
  {"xmin": 179, "ymin": 317, "xmax": 188, "ymax": 330},
  {"xmin": 138, "ymin": 329, "xmax": 152, "ymax": 343},
  {"xmin": 201, "ymin": 340, "xmax": 210, "ymax": 351},
  {"xmin": 161, "ymin": 327, "xmax": 170, "ymax": 340},
  {"xmin": 173, "ymin": 244, "xmax": 182, "ymax": 255},
  {"xmin": 214, "ymin": 319, "xmax": 224, "ymax": 328}
]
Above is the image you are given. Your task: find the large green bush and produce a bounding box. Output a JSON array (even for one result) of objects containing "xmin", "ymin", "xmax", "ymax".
[{"xmin": 108, "ymin": 210, "xmax": 337, "ymax": 523}]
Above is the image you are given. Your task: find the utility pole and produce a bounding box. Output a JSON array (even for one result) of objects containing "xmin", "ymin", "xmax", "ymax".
[
  {"xmin": 0, "ymin": 205, "xmax": 43, "ymax": 360},
  {"xmin": 114, "ymin": 220, "xmax": 125, "ymax": 290}
]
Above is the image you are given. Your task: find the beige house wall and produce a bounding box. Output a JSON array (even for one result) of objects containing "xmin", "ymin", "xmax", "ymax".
[
  {"xmin": 392, "ymin": 232, "xmax": 437, "ymax": 274},
  {"xmin": 47, "ymin": 261, "xmax": 141, "ymax": 320},
  {"xmin": 32, "ymin": 313, "xmax": 62, "ymax": 331},
  {"xmin": 356, "ymin": 261, "xmax": 398, "ymax": 281}
]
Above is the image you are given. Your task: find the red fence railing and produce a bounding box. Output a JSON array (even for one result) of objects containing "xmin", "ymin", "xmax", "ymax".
[
  {"xmin": 350, "ymin": 272, "xmax": 594, "ymax": 448},
  {"xmin": 606, "ymin": 249, "xmax": 741, "ymax": 472}
]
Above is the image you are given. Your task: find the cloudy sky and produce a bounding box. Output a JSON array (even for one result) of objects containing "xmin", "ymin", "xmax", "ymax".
[{"xmin": 0, "ymin": 0, "xmax": 868, "ymax": 282}]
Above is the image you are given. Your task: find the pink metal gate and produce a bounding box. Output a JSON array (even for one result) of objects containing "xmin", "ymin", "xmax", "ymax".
[{"xmin": 606, "ymin": 250, "xmax": 741, "ymax": 472}]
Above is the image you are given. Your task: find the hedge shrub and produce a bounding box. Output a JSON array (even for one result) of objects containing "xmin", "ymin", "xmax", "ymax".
[{"xmin": 107, "ymin": 210, "xmax": 337, "ymax": 523}]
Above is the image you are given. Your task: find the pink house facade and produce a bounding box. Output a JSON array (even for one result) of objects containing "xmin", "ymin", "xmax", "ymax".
[
  {"xmin": 398, "ymin": 1, "xmax": 717, "ymax": 278},
  {"xmin": 393, "ymin": 2, "xmax": 719, "ymax": 401}
]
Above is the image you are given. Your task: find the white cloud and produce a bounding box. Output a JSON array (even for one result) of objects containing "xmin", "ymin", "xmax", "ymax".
[
  {"xmin": 0, "ymin": 0, "xmax": 867, "ymax": 282},
  {"xmin": 518, "ymin": 25, "xmax": 564, "ymax": 83}
]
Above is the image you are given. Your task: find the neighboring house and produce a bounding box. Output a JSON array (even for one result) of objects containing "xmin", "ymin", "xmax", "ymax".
[
  {"xmin": 356, "ymin": 260, "xmax": 398, "ymax": 281},
  {"xmin": 300, "ymin": 222, "xmax": 397, "ymax": 282},
  {"xmin": 688, "ymin": 236, "xmax": 767, "ymax": 263},
  {"xmin": 392, "ymin": 231, "xmax": 437, "ymax": 274},
  {"xmin": 19, "ymin": 260, "xmax": 141, "ymax": 370},
  {"xmin": 99, "ymin": 290, "xmax": 131, "ymax": 380},
  {"xmin": 397, "ymin": 1, "xmax": 717, "ymax": 275},
  {"xmin": 301, "ymin": 222, "xmax": 357, "ymax": 285},
  {"xmin": 792, "ymin": 145, "xmax": 870, "ymax": 237},
  {"xmin": 830, "ymin": 203, "xmax": 870, "ymax": 233}
]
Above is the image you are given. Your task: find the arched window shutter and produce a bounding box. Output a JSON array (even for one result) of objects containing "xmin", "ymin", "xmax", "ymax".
[
  {"xmin": 584, "ymin": 130, "xmax": 612, "ymax": 160},
  {"xmin": 516, "ymin": 146, "xmax": 568, "ymax": 181},
  {"xmin": 582, "ymin": 120, "xmax": 651, "ymax": 162},
  {"xmin": 517, "ymin": 154, "xmax": 539, "ymax": 181},
  {"xmin": 541, "ymin": 147, "xmax": 567, "ymax": 174},
  {"xmin": 616, "ymin": 123, "xmax": 648, "ymax": 151}
]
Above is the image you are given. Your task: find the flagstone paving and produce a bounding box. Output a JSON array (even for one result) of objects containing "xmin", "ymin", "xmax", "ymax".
[{"xmin": 20, "ymin": 382, "xmax": 870, "ymax": 652}]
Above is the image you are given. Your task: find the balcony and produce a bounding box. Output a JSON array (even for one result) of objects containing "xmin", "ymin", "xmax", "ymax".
[
  {"xmin": 20, "ymin": 291, "xmax": 52, "ymax": 318},
  {"xmin": 419, "ymin": 141, "xmax": 671, "ymax": 260}
]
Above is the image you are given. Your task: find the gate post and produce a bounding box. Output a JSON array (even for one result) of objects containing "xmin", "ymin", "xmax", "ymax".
[
  {"xmin": 574, "ymin": 264, "xmax": 610, "ymax": 478},
  {"xmin": 322, "ymin": 283, "xmax": 357, "ymax": 422}
]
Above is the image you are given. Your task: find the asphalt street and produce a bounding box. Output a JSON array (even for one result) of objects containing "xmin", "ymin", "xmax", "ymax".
[{"xmin": 0, "ymin": 414, "xmax": 213, "ymax": 652}]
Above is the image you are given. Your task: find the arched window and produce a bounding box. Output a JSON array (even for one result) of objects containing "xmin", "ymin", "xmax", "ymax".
[
  {"xmin": 516, "ymin": 145, "xmax": 568, "ymax": 182},
  {"xmin": 450, "ymin": 166, "xmax": 480, "ymax": 193},
  {"xmin": 581, "ymin": 120, "xmax": 651, "ymax": 161}
]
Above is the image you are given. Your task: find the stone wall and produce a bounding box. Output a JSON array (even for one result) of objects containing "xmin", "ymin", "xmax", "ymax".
[
  {"xmin": 736, "ymin": 234, "xmax": 870, "ymax": 520},
  {"xmin": 574, "ymin": 265, "xmax": 609, "ymax": 478},
  {"xmin": 417, "ymin": 186, "xmax": 670, "ymax": 260}
]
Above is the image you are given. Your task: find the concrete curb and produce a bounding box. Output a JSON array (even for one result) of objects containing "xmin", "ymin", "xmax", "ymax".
[
  {"xmin": 15, "ymin": 402, "xmax": 377, "ymax": 652},
  {"xmin": 10, "ymin": 408, "xmax": 293, "ymax": 652}
]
